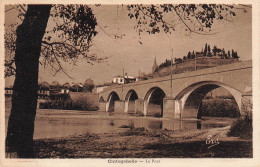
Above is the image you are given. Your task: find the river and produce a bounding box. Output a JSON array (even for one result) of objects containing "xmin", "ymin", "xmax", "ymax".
[{"xmin": 5, "ymin": 108, "xmax": 236, "ymax": 140}]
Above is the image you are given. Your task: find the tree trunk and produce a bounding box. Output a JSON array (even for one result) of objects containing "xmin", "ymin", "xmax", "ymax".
[{"xmin": 6, "ymin": 5, "xmax": 51, "ymax": 158}]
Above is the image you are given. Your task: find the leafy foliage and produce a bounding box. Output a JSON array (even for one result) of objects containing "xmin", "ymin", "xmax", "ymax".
[
  {"xmin": 5, "ymin": 4, "xmax": 249, "ymax": 78},
  {"xmin": 228, "ymin": 98, "xmax": 252, "ymax": 139},
  {"xmin": 5, "ymin": 5, "xmax": 104, "ymax": 78},
  {"xmin": 39, "ymin": 98, "xmax": 98, "ymax": 111},
  {"xmin": 127, "ymin": 4, "xmax": 249, "ymax": 35},
  {"xmin": 42, "ymin": 5, "xmax": 102, "ymax": 77},
  {"xmin": 228, "ymin": 113, "xmax": 252, "ymax": 139},
  {"xmin": 83, "ymin": 78, "xmax": 95, "ymax": 92},
  {"xmin": 199, "ymin": 98, "xmax": 240, "ymax": 118},
  {"xmin": 4, "ymin": 30, "xmax": 17, "ymax": 77}
]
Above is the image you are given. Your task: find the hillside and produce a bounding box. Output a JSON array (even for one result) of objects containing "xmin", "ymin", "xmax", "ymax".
[{"xmin": 145, "ymin": 57, "xmax": 240, "ymax": 79}]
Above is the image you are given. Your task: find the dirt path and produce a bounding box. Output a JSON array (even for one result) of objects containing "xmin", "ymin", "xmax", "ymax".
[{"xmin": 34, "ymin": 126, "xmax": 252, "ymax": 158}]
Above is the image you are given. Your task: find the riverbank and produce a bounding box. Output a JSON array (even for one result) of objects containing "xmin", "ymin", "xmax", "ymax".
[{"xmin": 33, "ymin": 126, "xmax": 252, "ymax": 158}]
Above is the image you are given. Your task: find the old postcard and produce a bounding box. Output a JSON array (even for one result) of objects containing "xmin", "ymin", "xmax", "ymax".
[{"xmin": 1, "ymin": 0, "xmax": 260, "ymax": 167}]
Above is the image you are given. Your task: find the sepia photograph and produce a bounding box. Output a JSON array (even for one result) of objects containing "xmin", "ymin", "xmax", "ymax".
[{"xmin": 1, "ymin": 0, "xmax": 260, "ymax": 166}]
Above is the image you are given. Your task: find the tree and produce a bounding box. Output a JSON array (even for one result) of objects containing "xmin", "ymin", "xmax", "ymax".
[
  {"xmin": 83, "ymin": 78, "xmax": 95, "ymax": 92},
  {"xmin": 231, "ymin": 49, "xmax": 240, "ymax": 59},
  {"xmin": 5, "ymin": 4, "xmax": 250, "ymax": 157},
  {"xmin": 235, "ymin": 52, "xmax": 239, "ymax": 59},
  {"xmin": 63, "ymin": 82, "xmax": 71, "ymax": 88},
  {"xmin": 232, "ymin": 51, "xmax": 239, "ymax": 59},
  {"xmin": 51, "ymin": 81, "xmax": 60, "ymax": 87},
  {"xmin": 207, "ymin": 45, "xmax": 211, "ymax": 56},
  {"xmin": 191, "ymin": 50, "xmax": 195, "ymax": 59},
  {"xmin": 5, "ymin": 5, "xmax": 98, "ymax": 158},
  {"xmin": 5, "ymin": 5, "xmax": 52, "ymax": 158},
  {"xmin": 222, "ymin": 48, "xmax": 227, "ymax": 59},
  {"xmin": 156, "ymin": 59, "xmax": 172, "ymax": 72},
  {"xmin": 228, "ymin": 50, "xmax": 231, "ymax": 58},
  {"xmin": 213, "ymin": 45, "xmax": 217, "ymax": 56},
  {"xmin": 187, "ymin": 51, "xmax": 191, "ymax": 59},
  {"xmin": 203, "ymin": 43, "xmax": 208, "ymax": 57},
  {"xmin": 40, "ymin": 81, "xmax": 50, "ymax": 88}
]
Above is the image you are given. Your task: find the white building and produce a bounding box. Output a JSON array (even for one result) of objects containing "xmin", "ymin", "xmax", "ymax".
[
  {"xmin": 112, "ymin": 75, "xmax": 125, "ymax": 84},
  {"xmin": 112, "ymin": 73, "xmax": 136, "ymax": 85}
]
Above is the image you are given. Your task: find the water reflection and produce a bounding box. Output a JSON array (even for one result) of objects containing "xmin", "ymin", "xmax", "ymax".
[
  {"xmin": 99, "ymin": 116, "xmax": 232, "ymax": 132},
  {"xmin": 197, "ymin": 122, "xmax": 201, "ymax": 129},
  {"xmin": 5, "ymin": 110, "xmax": 235, "ymax": 139}
]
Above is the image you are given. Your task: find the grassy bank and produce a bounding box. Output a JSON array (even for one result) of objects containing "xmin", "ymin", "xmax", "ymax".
[{"xmin": 33, "ymin": 126, "xmax": 252, "ymax": 158}]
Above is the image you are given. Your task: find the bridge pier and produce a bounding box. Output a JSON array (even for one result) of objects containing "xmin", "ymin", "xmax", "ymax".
[
  {"xmin": 105, "ymin": 102, "xmax": 109, "ymax": 112},
  {"xmin": 114, "ymin": 100, "xmax": 126, "ymax": 114},
  {"xmin": 135, "ymin": 99, "xmax": 145, "ymax": 116},
  {"xmin": 124, "ymin": 101, "xmax": 128, "ymax": 113},
  {"xmin": 124, "ymin": 101, "xmax": 136, "ymax": 114},
  {"xmin": 99, "ymin": 101, "xmax": 107, "ymax": 111},
  {"xmin": 163, "ymin": 97, "xmax": 182, "ymax": 118}
]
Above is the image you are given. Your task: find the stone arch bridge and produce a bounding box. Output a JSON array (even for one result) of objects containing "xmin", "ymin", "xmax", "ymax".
[{"xmin": 98, "ymin": 61, "xmax": 252, "ymax": 119}]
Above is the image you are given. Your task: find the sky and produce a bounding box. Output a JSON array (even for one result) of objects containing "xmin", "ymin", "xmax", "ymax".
[{"xmin": 4, "ymin": 5, "xmax": 252, "ymax": 87}]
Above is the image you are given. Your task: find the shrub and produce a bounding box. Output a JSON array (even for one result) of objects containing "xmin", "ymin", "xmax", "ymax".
[
  {"xmin": 228, "ymin": 100, "xmax": 252, "ymax": 139},
  {"xmin": 228, "ymin": 113, "xmax": 252, "ymax": 139},
  {"xmin": 39, "ymin": 98, "xmax": 98, "ymax": 111},
  {"xmin": 199, "ymin": 98, "xmax": 240, "ymax": 117}
]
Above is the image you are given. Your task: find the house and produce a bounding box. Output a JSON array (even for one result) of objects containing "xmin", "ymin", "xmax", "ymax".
[
  {"xmin": 70, "ymin": 83, "xmax": 83, "ymax": 92},
  {"xmin": 112, "ymin": 75, "xmax": 125, "ymax": 84},
  {"xmin": 62, "ymin": 83, "xmax": 71, "ymax": 94},
  {"xmin": 5, "ymin": 87, "xmax": 13, "ymax": 98},
  {"xmin": 48, "ymin": 85, "xmax": 70, "ymax": 100},
  {"xmin": 112, "ymin": 73, "xmax": 136, "ymax": 85},
  {"xmin": 37, "ymin": 86, "xmax": 50, "ymax": 99},
  {"xmin": 5, "ymin": 85, "xmax": 51, "ymax": 99},
  {"xmin": 38, "ymin": 82, "xmax": 51, "ymax": 99},
  {"xmin": 124, "ymin": 73, "xmax": 136, "ymax": 84},
  {"xmin": 60, "ymin": 86, "xmax": 70, "ymax": 94}
]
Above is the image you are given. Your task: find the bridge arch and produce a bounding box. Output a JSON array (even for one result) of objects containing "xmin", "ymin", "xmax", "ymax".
[
  {"xmin": 106, "ymin": 91, "xmax": 120, "ymax": 112},
  {"xmin": 144, "ymin": 87, "xmax": 166, "ymax": 117},
  {"xmin": 174, "ymin": 81, "xmax": 242, "ymax": 119},
  {"xmin": 124, "ymin": 90, "xmax": 139, "ymax": 113}
]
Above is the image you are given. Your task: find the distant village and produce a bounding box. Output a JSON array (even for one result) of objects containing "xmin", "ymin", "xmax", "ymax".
[{"xmin": 5, "ymin": 72, "xmax": 143, "ymax": 100}]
